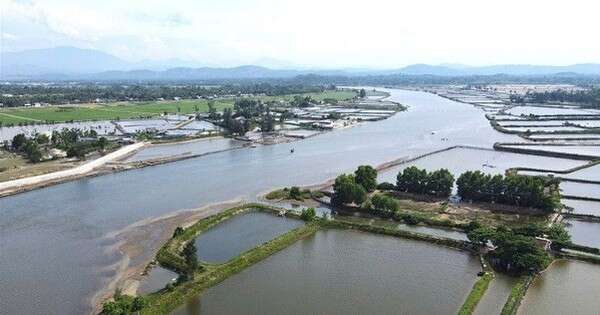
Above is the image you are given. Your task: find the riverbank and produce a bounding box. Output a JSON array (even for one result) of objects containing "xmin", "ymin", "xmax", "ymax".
[{"xmin": 0, "ymin": 141, "xmax": 146, "ymax": 197}]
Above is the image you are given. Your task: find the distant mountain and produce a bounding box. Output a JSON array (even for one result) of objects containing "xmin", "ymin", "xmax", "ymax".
[
  {"xmin": 1, "ymin": 46, "xmax": 131, "ymax": 76},
  {"xmin": 2, "ymin": 46, "xmax": 600, "ymax": 80}
]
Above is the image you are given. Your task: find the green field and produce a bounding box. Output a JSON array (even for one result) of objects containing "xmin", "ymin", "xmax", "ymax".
[{"xmin": 0, "ymin": 90, "xmax": 357, "ymax": 125}]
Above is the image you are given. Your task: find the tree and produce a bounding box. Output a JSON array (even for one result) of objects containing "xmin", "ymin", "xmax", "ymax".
[
  {"xmin": 23, "ymin": 141, "xmax": 42, "ymax": 163},
  {"xmin": 301, "ymin": 207, "xmax": 317, "ymax": 221},
  {"xmin": 354, "ymin": 165, "xmax": 378, "ymax": 192},
  {"xmin": 332, "ymin": 174, "xmax": 367, "ymax": 206},
  {"xmin": 359, "ymin": 89, "xmax": 367, "ymax": 98},
  {"xmin": 96, "ymin": 137, "xmax": 108, "ymax": 151},
  {"xmin": 289, "ymin": 186, "xmax": 302, "ymax": 200},
  {"xmin": 208, "ymin": 101, "xmax": 219, "ymax": 120},
  {"xmin": 11, "ymin": 134, "xmax": 27, "ymax": 151},
  {"xmin": 467, "ymin": 226, "xmax": 495, "ymax": 246},
  {"xmin": 261, "ymin": 110, "xmax": 275, "ymax": 132},
  {"xmin": 425, "ymin": 168, "xmax": 454, "ymax": 197},
  {"xmin": 396, "ymin": 166, "xmax": 428, "ymax": 194},
  {"xmin": 370, "ymin": 193, "xmax": 398, "ymax": 217},
  {"xmin": 489, "ymin": 230, "xmax": 550, "ymax": 274},
  {"xmin": 182, "ymin": 241, "xmax": 198, "ymax": 278}
]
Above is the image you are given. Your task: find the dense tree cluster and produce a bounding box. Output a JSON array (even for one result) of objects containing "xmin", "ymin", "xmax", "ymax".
[
  {"xmin": 331, "ymin": 174, "xmax": 367, "ymax": 206},
  {"xmin": 367, "ymin": 193, "xmax": 399, "ymax": 217},
  {"xmin": 0, "ymin": 83, "xmax": 328, "ymax": 107},
  {"xmin": 457, "ymin": 171, "xmax": 560, "ymax": 211},
  {"xmin": 466, "ymin": 222, "xmax": 570, "ymax": 274},
  {"xmin": 101, "ymin": 289, "xmax": 146, "ymax": 315},
  {"xmin": 525, "ymin": 88, "xmax": 600, "ymax": 108},
  {"xmin": 396, "ymin": 166, "xmax": 454, "ymax": 197},
  {"xmin": 9, "ymin": 128, "xmax": 109, "ymax": 162}
]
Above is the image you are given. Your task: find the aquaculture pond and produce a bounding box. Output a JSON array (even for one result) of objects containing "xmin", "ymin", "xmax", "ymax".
[
  {"xmin": 564, "ymin": 218, "xmax": 600, "ymax": 248},
  {"xmin": 0, "ymin": 120, "xmax": 120, "ymax": 141},
  {"xmin": 518, "ymin": 260, "xmax": 600, "ymax": 315},
  {"xmin": 377, "ymin": 147, "xmax": 584, "ymax": 186},
  {"xmin": 0, "ymin": 88, "xmax": 522, "ymax": 315},
  {"xmin": 124, "ymin": 138, "xmax": 244, "ymax": 162},
  {"xmin": 502, "ymin": 126, "xmax": 586, "ymax": 132},
  {"xmin": 193, "ymin": 211, "xmax": 303, "ymax": 263},
  {"xmin": 500, "ymin": 145, "xmax": 600, "ymax": 157},
  {"xmin": 519, "ymin": 163, "xmax": 600, "ymax": 182},
  {"xmin": 473, "ymin": 273, "xmax": 518, "ymax": 315},
  {"xmin": 137, "ymin": 266, "xmax": 178, "ymax": 295},
  {"xmin": 561, "ymin": 181, "xmax": 600, "ymax": 199},
  {"xmin": 173, "ymin": 229, "xmax": 480, "ymax": 315},
  {"xmin": 562, "ymin": 199, "xmax": 600, "ymax": 216},
  {"xmin": 506, "ymin": 106, "xmax": 600, "ymax": 116}
]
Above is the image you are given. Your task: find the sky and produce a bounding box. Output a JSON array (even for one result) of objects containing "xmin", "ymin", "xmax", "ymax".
[{"xmin": 1, "ymin": 0, "xmax": 600, "ymax": 68}]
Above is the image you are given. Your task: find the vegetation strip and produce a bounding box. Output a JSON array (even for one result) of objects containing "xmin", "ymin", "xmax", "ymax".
[
  {"xmin": 499, "ymin": 275, "xmax": 534, "ymax": 315},
  {"xmin": 457, "ymin": 272, "xmax": 494, "ymax": 315}
]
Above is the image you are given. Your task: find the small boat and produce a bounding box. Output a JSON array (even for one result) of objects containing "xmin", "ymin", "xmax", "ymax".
[{"xmin": 290, "ymin": 148, "xmax": 295, "ymax": 153}]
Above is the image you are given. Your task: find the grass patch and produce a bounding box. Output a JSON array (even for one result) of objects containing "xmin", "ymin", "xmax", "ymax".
[
  {"xmin": 500, "ymin": 275, "xmax": 533, "ymax": 315},
  {"xmin": 457, "ymin": 272, "xmax": 494, "ymax": 315},
  {"xmin": 0, "ymin": 90, "xmax": 357, "ymax": 125},
  {"xmin": 264, "ymin": 187, "xmax": 323, "ymax": 201}
]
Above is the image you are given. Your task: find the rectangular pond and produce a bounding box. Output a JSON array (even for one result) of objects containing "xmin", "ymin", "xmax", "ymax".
[
  {"xmin": 501, "ymin": 145, "xmax": 600, "ymax": 157},
  {"xmin": 377, "ymin": 147, "xmax": 585, "ymax": 187},
  {"xmin": 174, "ymin": 229, "xmax": 480, "ymax": 315},
  {"xmin": 518, "ymin": 260, "xmax": 600, "ymax": 315},
  {"xmin": 564, "ymin": 218, "xmax": 600, "ymax": 248},
  {"xmin": 563, "ymin": 199, "xmax": 600, "ymax": 216},
  {"xmin": 193, "ymin": 211, "xmax": 303, "ymax": 263},
  {"xmin": 506, "ymin": 106, "xmax": 600, "ymax": 116},
  {"xmin": 561, "ymin": 181, "xmax": 600, "ymax": 199},
  {"xmin": 473, "ymin": 273, "xmax": 518, "ymax": 315}
]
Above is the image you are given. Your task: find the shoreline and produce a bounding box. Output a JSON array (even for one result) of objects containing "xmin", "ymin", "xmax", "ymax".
[{"xmin": 90, "ymin": 199, "xmax": 245, "ymax": 315}]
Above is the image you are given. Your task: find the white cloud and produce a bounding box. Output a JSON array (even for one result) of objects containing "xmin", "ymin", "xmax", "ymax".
[{"xmin": 1, "ymin": 0, "xmax": 600, "ymax": 67}]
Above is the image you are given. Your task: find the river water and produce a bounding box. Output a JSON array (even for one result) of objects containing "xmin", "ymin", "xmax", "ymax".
[
  {"xmin": 0, "ymin": 88, "xmax": 547, "ymax": 315},
  {"xmin": 173, "ymin": 229, "xmax": 480, "ymax": 315}
]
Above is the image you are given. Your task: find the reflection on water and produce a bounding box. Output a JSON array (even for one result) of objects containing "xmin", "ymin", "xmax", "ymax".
[
  {"xmin": 174, "ymin": 229, "xmax": 480, "ymax": 315},
  {"xmin": 518, "ymin": 260, "xmax": 600, "ymax": 315}
]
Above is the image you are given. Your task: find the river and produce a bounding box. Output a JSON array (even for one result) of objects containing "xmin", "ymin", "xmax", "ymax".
[{"xmin": 0, "ymin": 88, "xmax": 531, "ymax": 315}]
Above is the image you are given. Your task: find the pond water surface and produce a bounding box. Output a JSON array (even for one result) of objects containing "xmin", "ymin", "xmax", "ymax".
[
  {"xmin": 518, "ymin": 260, "xmax": 600, "ymax": 315},
  {"xmin": 193, "ymin": 211, "xmax": 303, "ymax": 263},
  {"xmin": 174, "ymin": 229, "xmax": 480, "ymax": 315}
]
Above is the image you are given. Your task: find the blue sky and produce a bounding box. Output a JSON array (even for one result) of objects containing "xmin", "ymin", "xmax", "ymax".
[{"xmin": 1, "ymin": 0, "xmax": 599, "ymax": 68}]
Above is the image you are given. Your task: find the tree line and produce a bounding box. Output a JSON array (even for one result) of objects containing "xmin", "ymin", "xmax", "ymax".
[
  {"xmin": 332, "ymin": 165, "xmax": 560, "ymax": 213},
  {"xmin": 0, "ymin": 83, "xmax": 331, "ymax": 107},
  {"xmin": 524, "ymin": 88, "xmax": 600, "ymax": 108},
  {"xmin": 8, "ymin": 128, "xmax": 109, "ymax": 162},
  {"xmin": 457, "ymin": 171, "xmax": 560, "ymax": 212}
]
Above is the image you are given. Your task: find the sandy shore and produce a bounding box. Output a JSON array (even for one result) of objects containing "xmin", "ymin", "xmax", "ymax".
[{"xmin": 90, "ymin": 199, "xmax": 244, "ymax": 314}]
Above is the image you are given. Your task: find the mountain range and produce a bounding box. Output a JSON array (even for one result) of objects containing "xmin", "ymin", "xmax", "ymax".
[{"xmin": 2, "ymin": 46, "xmax": 600, "ymax": 80}]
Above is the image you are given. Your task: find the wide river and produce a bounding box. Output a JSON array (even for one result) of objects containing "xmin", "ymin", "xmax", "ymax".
[{"xmin": 0, "ymin": 88, "xmax": 521, "ymax": 315}]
